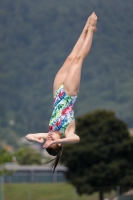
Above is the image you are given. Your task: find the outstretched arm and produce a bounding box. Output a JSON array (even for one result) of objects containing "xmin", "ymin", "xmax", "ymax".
[
  {"xmin": 43, "ymin": 134, "xmax": 80, "ymax": 148},
  {"xmin": 26, "ymin": 133, "xmax": 49, "ymax": 143}
]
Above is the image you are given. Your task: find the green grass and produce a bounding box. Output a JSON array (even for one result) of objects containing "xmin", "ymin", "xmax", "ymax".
[
  {"xmin": 4, "ymin": 183, "xmax": 115, "ymax": 200},
  {"xmin": 4, "ymin": 183, "xmax": 96, "ymax": 200}
]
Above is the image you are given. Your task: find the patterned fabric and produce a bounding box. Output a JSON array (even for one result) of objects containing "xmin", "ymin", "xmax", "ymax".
[{"xmin": 49, "ymin": 85, "xmax": 77, "ymax": 135}]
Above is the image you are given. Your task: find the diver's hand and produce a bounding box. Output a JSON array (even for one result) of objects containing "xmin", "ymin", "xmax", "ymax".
[
  {"xmin": 34, "ymin": 137, "xmax": 44, "ymax": 143},
  {"xmin": 43, "ymin": 140, "xmax": 55, "ymax": 148}
]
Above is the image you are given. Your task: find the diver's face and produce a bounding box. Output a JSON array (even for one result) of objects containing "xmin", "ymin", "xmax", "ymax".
[{"xmin": 48, "ymin": 132, "xmax": 61, "ymax": 141}]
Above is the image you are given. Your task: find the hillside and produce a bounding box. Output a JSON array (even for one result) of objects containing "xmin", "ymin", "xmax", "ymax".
[{"xmin": 0, "ymin": 0, "xmax": 133, "ymax": 148}]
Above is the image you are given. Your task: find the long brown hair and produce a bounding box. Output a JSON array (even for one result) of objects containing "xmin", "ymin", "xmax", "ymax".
[{"xmin": 46, "ymin": 144, "xmax": 62, "ymax": 173}]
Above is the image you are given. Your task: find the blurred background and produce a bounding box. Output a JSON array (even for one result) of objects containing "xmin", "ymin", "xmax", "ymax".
[{"xmin": 0, "ymin": 0, "xmax": 133, "ymax": 199}]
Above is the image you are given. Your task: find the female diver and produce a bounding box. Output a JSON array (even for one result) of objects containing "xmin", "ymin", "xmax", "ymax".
[{"xmin": 26, "ymin": 12, "xmax": 98, "ymax": 172}]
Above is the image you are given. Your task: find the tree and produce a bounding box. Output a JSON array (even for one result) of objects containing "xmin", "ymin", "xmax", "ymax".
[
  {"xmin": 0, "ymin": 149, "xmax": 13, "ymax": 175},
  {"xmin": 0, "ymin": 149, "xmax": 13, "ymax": 200},
  {"xmin": 16, "ymin": 147, "xmax": 42, "ymax": 165},
  {"xmin": 61, "ymin": 110, "xmax": 133, "ymax": 200}
]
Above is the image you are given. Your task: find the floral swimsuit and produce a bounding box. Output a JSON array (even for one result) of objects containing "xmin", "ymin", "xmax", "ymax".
[{"xmin": 49, "ymin": 85, "xmax": 77, "ymax": 134}]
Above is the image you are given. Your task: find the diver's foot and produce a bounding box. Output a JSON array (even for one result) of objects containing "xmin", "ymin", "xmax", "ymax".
[{"xmin": 88, "ymin": 12, "xmax": 98, "ymax": 32}]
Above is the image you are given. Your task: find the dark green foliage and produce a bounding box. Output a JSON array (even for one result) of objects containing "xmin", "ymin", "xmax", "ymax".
[
  {"xmin": 0, "ymin": 0, "xmax": 133, "ymax": 148},
  {"xmin": 0, "ymin": 149, "xmax": 13, "ymax": 175},
  {"xmin": 61, "ymin": 110, "xmax": 133, "ymax": 199},
  {"xmin": 0, "ymin": 149, "xmax": 12, "ymax": 164},
  {"xmin": 16, "ymin": 147, "xmax": 41, "ymax": 165}
]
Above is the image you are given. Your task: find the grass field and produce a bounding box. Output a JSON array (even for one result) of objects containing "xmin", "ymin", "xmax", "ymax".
[
  {"xmin": 3, "ymin": 183, "xmax": 115, "ymax": 200},
  {"xmin": 4, "ymin": 183, "xmax": 96, "ymax": 200}
]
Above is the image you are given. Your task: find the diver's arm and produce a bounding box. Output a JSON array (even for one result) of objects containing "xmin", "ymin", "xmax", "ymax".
[
  {"xmin": 43, "ymin": 134, "xmax": 80, "ymax": 148},
  {"xmin": 26, "ymin": 133, "xmax": 48, "ymax": 143},
  {"xmin": 56, "ymin": 134, "xmax": 80, "ymax": 144}
]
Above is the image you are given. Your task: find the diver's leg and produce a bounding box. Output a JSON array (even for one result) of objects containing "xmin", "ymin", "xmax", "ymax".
[
  {"xmin": 53, "ymin": 16, "xmax": 90, "ymax": 93},
  {"xmin": 64, "ymin": 12, "xmax": 97, "ymax": 96}
]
